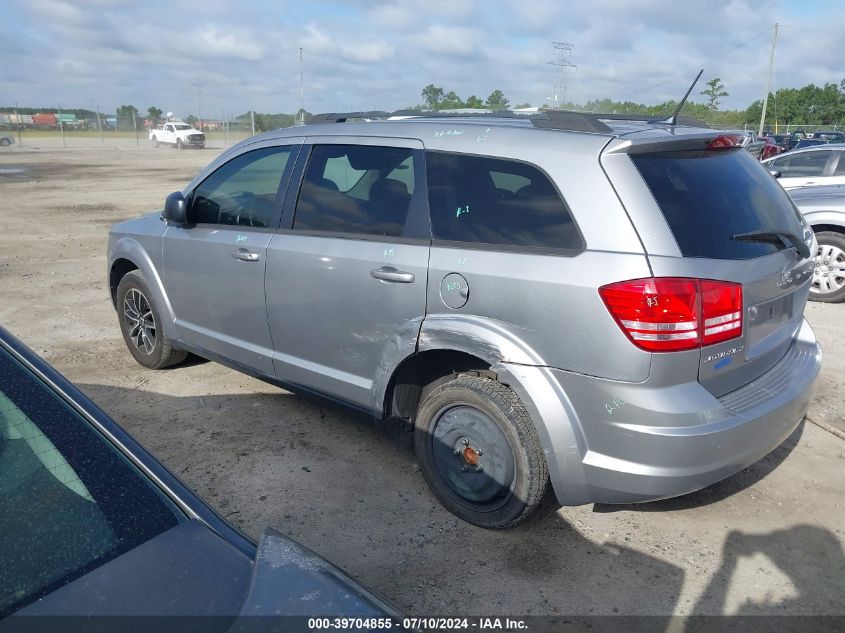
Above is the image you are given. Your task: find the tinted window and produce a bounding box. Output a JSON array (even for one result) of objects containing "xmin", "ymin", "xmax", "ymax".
[
  {"xmin": 834, "ymin": 153, "xmax": 845, "ymax": 176},
  {"xmin": 633, "ymin": 149, "xmax": 805, "ymax": 260},
  {"xmin": 426, "ymin": 152, "xmax": 581, "ymax": 250},
  {"xmin": 0, "ymin": 347, "xmax": 182, "ymax": 615},
  {"xmin": 773, "ymin": 151, "xmax": 831, "ymax": 178},
  {"xmin": 294, "ymin": 144, "xmax": 416, "ymax": 237},
  {"xmin": 192, "ymin": 146, "xmax": 293, "ymax": 228}
]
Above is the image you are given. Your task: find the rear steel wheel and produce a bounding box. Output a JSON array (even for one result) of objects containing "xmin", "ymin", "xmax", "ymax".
[{"xmin": 415, "ymin": 375, "xmax": 548, "ymax": 528}]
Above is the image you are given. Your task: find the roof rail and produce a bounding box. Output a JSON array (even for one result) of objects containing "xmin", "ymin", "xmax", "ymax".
[{"xmin": 307, "ymin": 109, "xmax": 708, "ymax": 133}]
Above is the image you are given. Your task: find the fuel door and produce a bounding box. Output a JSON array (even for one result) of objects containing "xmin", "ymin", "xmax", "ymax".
[{"xmin": 440, "ymin": 273, "xmax": 469, "ymax": 309}]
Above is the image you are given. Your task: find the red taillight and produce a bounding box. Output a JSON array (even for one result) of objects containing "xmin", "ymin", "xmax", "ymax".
[
  {"xmin": 599, "ymin": 278, "xmax": 742, "ymax": 352},
  {"xmin": 700, "ymin": 280, "xmax": 742, "ymax": 345},
  {"xmin": 706, "ymin": 134, "xmax": 745, "ymax": 149}
]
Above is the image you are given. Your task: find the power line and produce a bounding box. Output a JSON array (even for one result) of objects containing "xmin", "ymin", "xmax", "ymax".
[
  {"xmin": 779, "ymin": 23, "xmax": 845, "ymax": 37},
  {"xmin": 632, "ymin": 26, "xmax": 774, "ymax": 99}
]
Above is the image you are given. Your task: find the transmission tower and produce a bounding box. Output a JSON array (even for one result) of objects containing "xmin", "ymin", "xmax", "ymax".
[{"xmin": 548, "ymin": 42, "xmax": 576, "ymax": 109}]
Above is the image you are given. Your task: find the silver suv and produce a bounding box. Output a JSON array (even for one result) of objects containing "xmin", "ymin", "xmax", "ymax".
[{"xmin": 108, "ymin": 113, "xmax": 822, "ymax": 528}]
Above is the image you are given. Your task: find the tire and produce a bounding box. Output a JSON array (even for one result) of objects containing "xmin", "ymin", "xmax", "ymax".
[
  {"xmin": 151, "ymin": 136, "xmax": 158, "ymax": 148},
  {"xmin": 0, "ymin": 138, "xmax": 10, "ymax": 147},
  {"xmin": 176, "ymin": 139, "xmax": 183, "ymax": 150},
  {"xmin": 810, "ymin": 231, "xmax": 845, "ymax": 303},
  {"xmin": 414, "ymin": 374, "xmax": 549, "ymax": 529},
  {"xmin": 116, "ymin": 271, "xmax": 187, "ymax": 369}
]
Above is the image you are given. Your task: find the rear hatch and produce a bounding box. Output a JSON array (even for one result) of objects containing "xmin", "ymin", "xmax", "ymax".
[{"xmin": 603, "ymin": 135, "xmax": 814, "ymax": 397}]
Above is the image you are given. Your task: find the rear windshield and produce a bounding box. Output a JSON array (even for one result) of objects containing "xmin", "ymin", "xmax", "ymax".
[{"xmin": 632, "ymin": 149, "xmax": 805, "ymax": 260}]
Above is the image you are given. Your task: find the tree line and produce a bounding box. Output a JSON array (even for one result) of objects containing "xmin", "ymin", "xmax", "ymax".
[{"xmin": 4, "ymin": 77, "xmax": 844, "ymax": 132}]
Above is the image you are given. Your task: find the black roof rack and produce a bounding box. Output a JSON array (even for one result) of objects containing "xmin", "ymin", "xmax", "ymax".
[{"xmin": 307, "ymin": 109, "xmax": 708, "ymax": 133}]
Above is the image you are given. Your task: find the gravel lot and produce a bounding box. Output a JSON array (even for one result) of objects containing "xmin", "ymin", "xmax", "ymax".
[{"xmin": 1, "ymin": 145, "xmax": 843, "ymax": 619}]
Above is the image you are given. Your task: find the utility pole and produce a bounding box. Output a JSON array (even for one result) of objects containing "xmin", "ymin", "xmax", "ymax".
[
  {"xmin": 758, "ymin": 23, "xmax": 778, "ymax": 136},
  {"xmin": 548, "ymin": 42, "xmax": 576, "ymax": 109},
  {"xmin": 299, "ymin": 47, "xmax": 305, "ymax": 124},
  {"xmin": 57, "ymin": 104, "xmax": 66, "ymax": 148},
  {"xmin": 96, "ymin": 104, "xmax": 103, "ymax": 146},
  {"xmin": 13, "ymin": 103, "xmax": 21, "ymax": 146},
  {"xmin": 251, "ymin": 110, "xmax": 255, "ymax": 136}
]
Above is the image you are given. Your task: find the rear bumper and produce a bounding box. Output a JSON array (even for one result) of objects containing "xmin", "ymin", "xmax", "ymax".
[{"xmin": 500, "ymin": 319, "xmax": 821, "ymax": 506}]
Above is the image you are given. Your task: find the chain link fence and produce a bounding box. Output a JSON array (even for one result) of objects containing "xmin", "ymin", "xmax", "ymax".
[
  {"xmin": 1, "ymin": 106, "xmax": 840, "ymax": 149},
  {"xmin": 0, "ymin": 108, "xmax": 302, "ymax": 149}
]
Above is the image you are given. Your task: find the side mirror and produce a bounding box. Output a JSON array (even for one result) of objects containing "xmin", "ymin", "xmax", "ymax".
[
  {"xmin": 769, "ymin": 170, "xmax": 781, "ymax": 179},
  {"xmin": 162, "ymin": 191, "xmax": 188, "ymax": 224}
]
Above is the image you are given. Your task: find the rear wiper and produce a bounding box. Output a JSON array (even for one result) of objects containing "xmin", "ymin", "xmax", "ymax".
[{"xmin": 731, "ymin": 230, "xmax": 810, "ymax": 259}]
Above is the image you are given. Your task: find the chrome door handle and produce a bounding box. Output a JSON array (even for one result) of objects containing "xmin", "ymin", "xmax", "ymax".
[
  {"xmin": 370, "ymin": 266, "xmax": 415, "ymax": 283},
  {"xmin": 232, "ymin": 248, "xmax": 260, "ymax": 262}
]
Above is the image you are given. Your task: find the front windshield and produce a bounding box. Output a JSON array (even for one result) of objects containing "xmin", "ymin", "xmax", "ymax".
[
  {"xmin": 0, "ymin": 345, "xmax": 183, "ymax": 615},
  {"xmin": 174, "ymin": 124, "xmax": 190, "ymax": 130}
]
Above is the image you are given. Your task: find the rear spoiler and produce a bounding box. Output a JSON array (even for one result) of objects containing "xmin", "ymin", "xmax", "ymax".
[{"xmin": 603, "ymin": 131, "xmax": 724, "ymax": 155}]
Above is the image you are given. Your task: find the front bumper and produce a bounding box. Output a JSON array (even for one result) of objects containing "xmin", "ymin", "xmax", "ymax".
[{"xmin": 500, "ymin": 319, "xmax": 821, "ymax": 506}]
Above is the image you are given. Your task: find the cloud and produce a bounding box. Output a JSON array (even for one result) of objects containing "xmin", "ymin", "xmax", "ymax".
[
  {"xmin": 4, "ymin": 0, "xmax": 843, "ymax": 118},
  {"xmin": 193, "ymin": 24, "xmax": 266, "ymax": 61}
]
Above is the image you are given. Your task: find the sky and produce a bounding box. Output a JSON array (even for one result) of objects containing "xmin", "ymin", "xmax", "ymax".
[{"xmin": 1, "ymin": 0, "xmax": 843, "ymax": 118}]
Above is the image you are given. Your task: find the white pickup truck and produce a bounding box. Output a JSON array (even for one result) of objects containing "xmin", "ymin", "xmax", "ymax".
[{"xmin": 149, "ymin": 122, "xmax": 205, "ymax": 149}]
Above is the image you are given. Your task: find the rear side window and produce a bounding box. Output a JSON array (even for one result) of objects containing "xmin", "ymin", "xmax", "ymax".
[
  {"xmin": 294, "ymin": 144, "xmax": 417, "ymax": 238},
  {"xmin": 426, "ymin": 152, "xmax": 582, "ymax": 250},
  {"xmin": 834, "ymin": 153, "xmax": 845, "ymax": 175},
  {"xmin": 633, "ymin": 149, "xmax": 805, "ymax": 260}
]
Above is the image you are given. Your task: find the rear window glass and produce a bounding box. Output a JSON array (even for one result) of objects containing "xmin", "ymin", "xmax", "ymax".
[
  {"xmin": 632, "ymin": 149, "xmax": 805, "ymax": 260},
  {"xmin": 426, "ymin": 152, "xmax": 582, "ymax": 250}
]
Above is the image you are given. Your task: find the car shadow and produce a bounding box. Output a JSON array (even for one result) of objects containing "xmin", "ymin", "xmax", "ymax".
[
  {"xmin": 686, "ymin": 524, "xmax": 845, "ymax": 631},
  {"xmin": 77, "ymin": 381, "xmax": 688, "ymax": 618},
  {"xmin": 593, "ymin": 421, "xmax": 805, "ymax": 514},
  {"xmin": 75, "ymin": 382, "xmax": 838, "ymax": 623}
]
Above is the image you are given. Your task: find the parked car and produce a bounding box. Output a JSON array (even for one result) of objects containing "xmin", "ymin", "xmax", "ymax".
[
  {"xmin": 0, "ymin": 325, "xmax": 401, "ymax": 622},
  {"xmin": 789, "ymin": 184, "xmax": 845, "ymax": 302},
  {"xmin": 769, "ymin": 133, "xmax": 793, "ymax": 153},
  {"xmin": 0, "ymin": 134, "xmax": 14, "ymax": 147},
  {"xmin": 794, "ymin": 138, "xmax": 831, "ymax": 151},
  {"xmin": 108, "ymin": 112, "xmax": 821, "ymax": 528},
  {"xmin": 811, "ymin": 131, "xmax": 845, "ymax": 143},
  {"xmin": 149, "ymin": 122, "xmax": 206, "ymax": 149},
  {"xmin": 759, "ymin": 135, "xmax": 781, "ymax": 160},
  {"xmin": 763, "ymin": 143, "xmax": 845, "ymax": 189}
]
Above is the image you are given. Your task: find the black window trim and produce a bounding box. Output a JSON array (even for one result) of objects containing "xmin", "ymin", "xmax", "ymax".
[
  {"xmin": 186, "ymin": 142, "xmax": 302, "ymax": 231},
  {"xmin": 423, "ymin": 148, "xmax": 587, "ymax": 255}
]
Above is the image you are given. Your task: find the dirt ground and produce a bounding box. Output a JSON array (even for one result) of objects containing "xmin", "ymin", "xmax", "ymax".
[{"xmin": 1, "ymin": 145, "xmax": 843, "ymax": 619}]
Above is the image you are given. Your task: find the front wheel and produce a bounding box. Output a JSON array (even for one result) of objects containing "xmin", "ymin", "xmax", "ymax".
[
  {"xmin": 811, "ymin": 231, "xmax": 845, "ymax": 303},
  {"xmin": 151, "ymin": 136, "xmax": 158, "ymax": 148},
  {"xmin": 414, "ymin": 375, "xmax": 549, "ymax": 528},
  {"xmin": 116, "ymin": 271, "xmax": 187, "ymax": 369},
  {"xmin": 176, "ymin": 139, "xmax": 183, "ymax": 149},
  {"xmin": 0, "ymin": 138, "xmax": 11, "ymax": 147}
]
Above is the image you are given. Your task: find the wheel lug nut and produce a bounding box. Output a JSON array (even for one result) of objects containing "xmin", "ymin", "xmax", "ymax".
[
  {"xmin": 477, "ymin": 450, "xmax": 483, "ymax": 456},
  {"xmin": 461, "ymin": 465, "xmax": 469, "ymax": 472},
  {"xmin": 454, "ymin": 449, "xmax": 461, "ymax": 455},
  {"xmin": 462, "ymin": 439, "xmax": 469, "ymax": 445}
]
